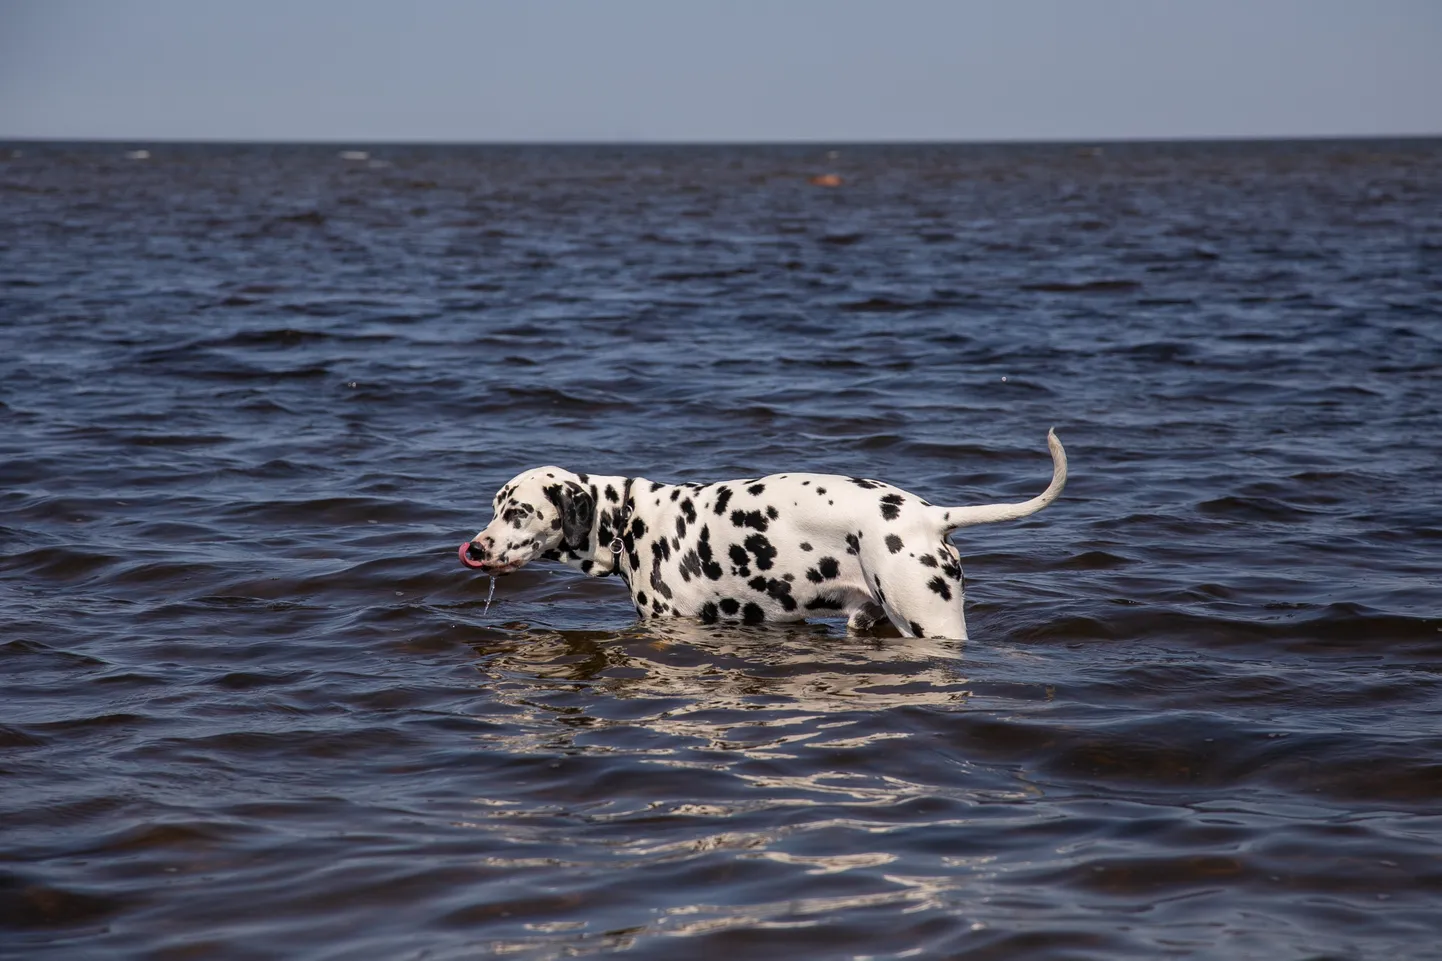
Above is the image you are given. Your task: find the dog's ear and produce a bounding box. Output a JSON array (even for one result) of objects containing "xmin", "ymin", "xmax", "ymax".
[{"xmin": 558, "ymin": 481, "xmax": 595, "ymax": 547}]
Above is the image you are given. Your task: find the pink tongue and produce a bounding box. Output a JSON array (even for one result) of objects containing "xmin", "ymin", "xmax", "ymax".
[{"xmin": 458, "ymin": 543, "xmax": 487, "ymax": 569}]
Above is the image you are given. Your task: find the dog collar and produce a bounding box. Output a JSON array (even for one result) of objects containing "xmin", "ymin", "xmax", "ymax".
[{"xmin": 607, "ymin": 478, "xmax": 635, "ymax": 577}]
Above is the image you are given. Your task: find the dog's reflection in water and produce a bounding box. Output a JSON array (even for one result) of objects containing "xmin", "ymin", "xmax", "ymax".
[{"xmin": 472, "ymin": 618, "xmax": 971, "ymax": 714}]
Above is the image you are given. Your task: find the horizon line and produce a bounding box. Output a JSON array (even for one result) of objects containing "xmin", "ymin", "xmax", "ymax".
[{"xmin": 3, "ymin": 132, "xmax": 1440, "ymax": 148}]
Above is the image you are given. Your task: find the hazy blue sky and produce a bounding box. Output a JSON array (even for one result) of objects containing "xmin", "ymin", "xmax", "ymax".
[{"xmin": 2, "ymin": 0, "xmax": 1439, "ymax": 142}]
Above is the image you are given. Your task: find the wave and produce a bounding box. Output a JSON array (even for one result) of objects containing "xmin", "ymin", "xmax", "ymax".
[{"xmin": 1020, "ymin": 279, "xmax": 1142, "ymax": 293}]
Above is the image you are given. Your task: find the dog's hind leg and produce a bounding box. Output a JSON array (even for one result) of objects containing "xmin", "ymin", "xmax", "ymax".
[
  {"xmin": 865, "ymin": 546, "xmax": 969, "ymax": 640},
  {"xmin": 882, "ymin": 593, "xmax": 967, "ymax": 640}
]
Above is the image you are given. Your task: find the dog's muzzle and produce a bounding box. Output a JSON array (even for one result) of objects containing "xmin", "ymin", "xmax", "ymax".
[{"xmin": 459, "ymin": 541, "xmax": 489, "ymax": 569}]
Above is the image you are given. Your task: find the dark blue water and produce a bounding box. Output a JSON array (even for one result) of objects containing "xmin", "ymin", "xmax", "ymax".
[{"xmin": 2, "ymin": 140, "xmax": 1441, "ymax": 960}]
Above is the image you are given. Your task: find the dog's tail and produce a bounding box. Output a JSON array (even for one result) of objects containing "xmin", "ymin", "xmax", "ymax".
[{"xmin": 936, "ymin": 429, "xmax": 1067, "ymax": 531}]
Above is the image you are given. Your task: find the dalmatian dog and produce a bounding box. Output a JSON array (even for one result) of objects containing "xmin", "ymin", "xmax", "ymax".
[{"xmin": 459, "ymin": 430, "xmax": 1066, "ymax": 640}]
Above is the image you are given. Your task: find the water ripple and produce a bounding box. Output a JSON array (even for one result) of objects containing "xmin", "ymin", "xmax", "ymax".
[{"xmin": 2, "ymin": 139, "xmax": 1441, "ymax": 960}]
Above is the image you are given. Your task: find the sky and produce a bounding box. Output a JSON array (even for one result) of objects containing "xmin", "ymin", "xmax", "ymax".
[{"xmin": 1, "ymin": 0, "xmax": 1439, "ymax": 142}]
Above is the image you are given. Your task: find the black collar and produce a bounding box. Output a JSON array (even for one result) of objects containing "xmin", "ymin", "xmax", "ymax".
[{"xmin": 607, "ymin": 477, "xmax": 636, "ymax": 579}]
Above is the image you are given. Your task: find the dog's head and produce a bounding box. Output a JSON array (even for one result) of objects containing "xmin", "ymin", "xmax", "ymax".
[{"xmin": 459, "ymin": 467, "xmax": 596, "ymax": 574}]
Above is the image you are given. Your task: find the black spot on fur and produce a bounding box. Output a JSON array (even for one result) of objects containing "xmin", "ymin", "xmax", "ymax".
[
  {"xmin": 747, "ymin": 483, "xmax": 766, "ymax": 496},
  {"xmin": 850, "ymin": 477, "xmax": 879, "ymax": 490},
  {"xmin": 743, "ymin": 533, "xmax": 777, "ymax": 571},
  {"xmin": 806, "ymin": 556, "xmax": 840, "ymax": 582},
  {"xmin": 719, "ymin": 598, "xmax": 740, "ymax": 616},
  {"xmin": 885, "ymin": 534, "xmax": 904, "ymax": 553},
  {"xmin": 918, "ymin": 554, "xmax": 938, "ymax": 568},
  {"xmin": 637, "ymin": 591, "xmax": 648, "ymax": 606},
  {"xmin": 700, "ymin": 602, "xmax": 719, "ymax": 624},
  {"xmin": 844, "ymin": 533, "xmax": 860, "ymax": 555},
  {"xmin": 649, "ymin": 481, "xmax": 663, "ymax": 493},
  {"xmin": 681, "ymin": 499, "xmax": 696, "ymax": 523},
  {"xmin": 799, "ymin": 541, "xmax": 813, "ymax": 552},
  {"xmin": 730, "ymin": 509, "xmax": 768, "ymax": 532},
  {"xmin": 742, "ymin": 602, "xmax": 764, "ymax": 624},
  {"xmin": 910, "ymin": 621, "xmax": 925, "ymax": 637},
  {"xmin": 880, "ymin": 493, "xmax": 904, "ymax": 521},
  {"xmin": 927, "ymin": 576, "xmax": 952, "ymax": 601},
  {"xmin": 697, "ymin": 526, "xmax": 723, "ymax": 579},
  {"xmin": 765, "ymin": 578, "xmax": 796, "ymax": 611},
  {"xmin": 650, "ymin": 552, "xmax": 674, "ymax": 599},
  {"xmin": 729, "ymin": 544, "xmax": 749, "ymax": 567},
  {"xmin": 804, "ymin": 596, "xmax": 845, "ymax": 611},
  {"xmin": 748, "ymin": 576, "xmax": 768, "ymax": 592},
  {"xmin": 713, "ymin": 487, "xmax": 733, "ymax": 515},
  {"xmin": 766, "ymin": 505, "xmax": 778, "ymax": 520},
  {"xmin": 670, "ymin": 489, "xmax": 681, "ymax": 501}
]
